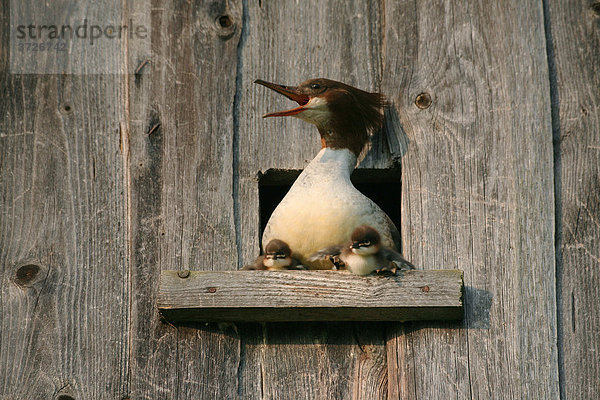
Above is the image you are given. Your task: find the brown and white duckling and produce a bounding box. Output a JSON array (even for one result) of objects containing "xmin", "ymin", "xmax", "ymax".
[
  {"xmin": 309, "ymin": 225, "xmax": 414, "ymax": 276},
  {"xmin": 245, "ymin": 239, "xmax": 305, "ymax": 271}
]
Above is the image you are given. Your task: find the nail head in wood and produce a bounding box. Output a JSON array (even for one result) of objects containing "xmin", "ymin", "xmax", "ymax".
[
  {"xmin": 177, "ymin": 269, "xmax": 190, "ymax": 279},
  {"xmin": 158, "ymin": 269, "xmax": 464, "ymax": 322}
]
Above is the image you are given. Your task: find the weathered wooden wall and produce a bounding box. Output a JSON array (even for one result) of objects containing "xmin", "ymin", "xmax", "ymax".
[
  {"xmin": 549, "ymin": 1, "xmax": 600, "ymax": 399},
  {"xmin": 1, "ymin": 0, "xmax": 598, "ymax": 399}
]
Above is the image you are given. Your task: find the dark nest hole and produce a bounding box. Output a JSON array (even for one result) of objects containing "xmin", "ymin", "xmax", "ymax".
[{"xmin": 258, "ymin": 168, "xmax": 402, "ymax": 249}]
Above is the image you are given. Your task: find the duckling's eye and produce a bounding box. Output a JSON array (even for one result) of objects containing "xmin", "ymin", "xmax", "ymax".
[{"xmin": 311, "ymin": 83, "xmax": 321, "ymax": 90}]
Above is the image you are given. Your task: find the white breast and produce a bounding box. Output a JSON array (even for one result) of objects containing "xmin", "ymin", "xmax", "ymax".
[
  {"xmin": 262, "ymin": 148, "xmax": 398, "ymax": 268},
  {"xmin": 263, "ymin": 258, "xmax": 291, "ymax": 270},
  {"xmin": 342, "ymin": 253, "xmax": 379, "ymax": 276}
]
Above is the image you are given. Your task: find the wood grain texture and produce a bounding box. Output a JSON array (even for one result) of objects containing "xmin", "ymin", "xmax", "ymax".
[
  {"xmin": 0, "ymin": 2, "xmax": 129, "ymax": 398},
  {"xmin": 382, "ymin": 1, "xmax": 559, "ymax": 399},
  {"xmin": 158, "ymin": 270, "xmax": 464, "ymax": 322},
  {"xmin": 125, "ymin": 0, "xmax": 243, "ymax": 399},
  {"xmin": 240, "ymin": 321, "xmax": 389, "ymax": 400},
  {"xmin": 549, "ymin": 1, "xmax": 600, "ymax": 398}
]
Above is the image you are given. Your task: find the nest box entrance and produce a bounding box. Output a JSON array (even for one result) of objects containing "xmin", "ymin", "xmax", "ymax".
[{"xmin": 258, "ymin": 167, "xmax": 403, "ymax": 248}]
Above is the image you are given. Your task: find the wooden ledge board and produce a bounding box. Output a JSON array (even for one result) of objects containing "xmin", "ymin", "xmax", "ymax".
[{"xmin": 158, "ymin": 269, "xmax": 464, "ymax": 322}]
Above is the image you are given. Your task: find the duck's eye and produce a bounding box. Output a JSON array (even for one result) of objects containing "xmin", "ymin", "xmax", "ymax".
[{"xmin": 311, "ymin": 83, "xmax": 321, "ymax": 90}]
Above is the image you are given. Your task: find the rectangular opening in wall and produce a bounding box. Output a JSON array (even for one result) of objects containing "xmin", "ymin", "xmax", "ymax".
[{"xmin": 258, "ymin": 168, "xmax": 402, "ymax": 249}]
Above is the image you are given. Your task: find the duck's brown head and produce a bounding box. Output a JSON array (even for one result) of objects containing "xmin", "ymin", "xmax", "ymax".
[{"xmin": 255, "ymin": 78, "xmax": 385, "ymax": 156}]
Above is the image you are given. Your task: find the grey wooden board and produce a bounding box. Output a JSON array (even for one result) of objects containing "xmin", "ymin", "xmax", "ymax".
[
  {"xmin": 158, "ymin": 270, "xmax": 464, "ymax": 322},
  {"xmin": 0, "ymin": 1, "xmax": 129, "ymax": 398},
  {"xmin": 125, "ymin": 0, "xmax": 243, "ymax": 399},
  {"xmin": 383, "ymin": 0, "xmax": 560, "ymax": 399},
  {"xmin": 549, "ymin": 1, "xmax": 600, "ymax": 398}
]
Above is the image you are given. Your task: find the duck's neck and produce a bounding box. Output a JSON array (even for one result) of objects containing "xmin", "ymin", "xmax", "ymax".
[{"xmin": 304, "ymin": 147, "xmax": 357, "ymax": 178}]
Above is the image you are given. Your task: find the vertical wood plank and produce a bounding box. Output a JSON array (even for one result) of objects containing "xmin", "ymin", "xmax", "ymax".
[
  {"xmin": 548, "ymin": 1, "xmax": 600, "ymax": 398},
  {"xmin": 237, "ymin": 1, "xmax": 388, "ymax": 398},
  {"xmin": 383, "ymin": 1, "xmax": 559, "ymax": 398},
  {"xmin": 0, "ymin": 1, "xmax": 129, "ymax": 398},
  {"xmin": 239, "ymin": 323, "xmax": 387, "ymax": 400},
  {"xmin": 126, "ymin": 0, "xmax": 243, "ymax": 398}
]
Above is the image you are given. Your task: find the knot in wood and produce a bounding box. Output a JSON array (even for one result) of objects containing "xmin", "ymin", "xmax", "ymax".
[
  {"xmin": 215, "ymin": 15, "xmax": 236, "ymax": 39},
  {"xmin": 15, "ymin": 264, "xmax": 41, "ymax": 286},
  {"xmin": 218, "ymin": 15, "xmax": 233, "ymax": 28}
]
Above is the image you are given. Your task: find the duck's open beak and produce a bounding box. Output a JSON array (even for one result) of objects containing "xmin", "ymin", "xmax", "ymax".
[{"xmin": 255, "ymin": 79, "xmax": 310, "ymax": 117}]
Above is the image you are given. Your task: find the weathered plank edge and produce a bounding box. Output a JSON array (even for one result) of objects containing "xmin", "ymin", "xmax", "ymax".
[{"xmin": 157, "ymin": 270, "xmax": 464, "ymax": 322}]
